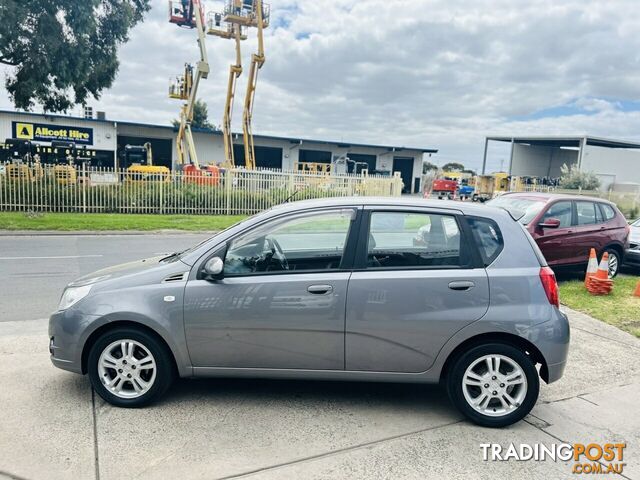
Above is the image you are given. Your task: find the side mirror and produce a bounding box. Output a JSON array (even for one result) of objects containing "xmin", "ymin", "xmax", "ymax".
[
  {"xmin": 538, "ymin": 218, "xmax": 561, "ymax": 229},
  {"xmin": 203, "ymin": 257, "xmax": 224, "ymax": 280}
]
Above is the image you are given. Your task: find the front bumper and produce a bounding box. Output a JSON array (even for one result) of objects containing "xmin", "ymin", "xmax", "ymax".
[
  {"xmin": 624, "ymin": 247, "xmax": 640, "ymax": 267},
  {"xmin": 49, "ymin": 309, "xmax": 98, "ymax": 375}
]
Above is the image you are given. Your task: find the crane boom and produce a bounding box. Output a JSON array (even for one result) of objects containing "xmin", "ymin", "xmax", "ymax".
[
  {"xmin": 174, "ymin": 0, "xmax": 210, "ymax": 169},
  {"xmin": 242, "ymin": 0, "xmax": 266, "ymax": 171},
  {"xmin": 222, "ymin": 25, "xmax": 243, "ymax": 168}
]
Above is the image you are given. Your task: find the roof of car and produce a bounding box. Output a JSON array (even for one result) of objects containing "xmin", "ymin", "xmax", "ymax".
[
  {"xmin": 272, "ymin": 196, "xmax": 510, "ymax": 218},
  {"xmin": 497, "ymin": 192, "xmax": 614, "ymax": 204}
]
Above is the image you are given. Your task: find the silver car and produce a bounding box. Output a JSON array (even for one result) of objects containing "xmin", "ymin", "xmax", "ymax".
[{"xmin": 49, "ymin": 197, "xmax": 569, "ymax": 427}]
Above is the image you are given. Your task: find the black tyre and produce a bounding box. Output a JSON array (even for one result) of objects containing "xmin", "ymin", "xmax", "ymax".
[
  {"xmin": 88, "ymin": 327, "xmax": 175, "ymax": 407},
  {"xmin": 603, "ymin": 248, "xmax": 621, "ymax": 278},
  {"xmin": 446, "ymin": 343, "xmax": 539, "ymax": 428}
]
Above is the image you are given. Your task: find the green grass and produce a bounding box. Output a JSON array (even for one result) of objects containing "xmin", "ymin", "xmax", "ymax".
[
  {"xmin": 559, "ymin": 274, "xmax": 640, "ymax": 338},
  {"xmin": 0, "ymin": 212, "xmax": 247, "ymax": 232}
]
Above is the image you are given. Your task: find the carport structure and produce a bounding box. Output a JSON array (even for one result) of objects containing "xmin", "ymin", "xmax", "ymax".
[{"xmin": 482, "ymin": 136, "xmax": 640, "ymax": 190}]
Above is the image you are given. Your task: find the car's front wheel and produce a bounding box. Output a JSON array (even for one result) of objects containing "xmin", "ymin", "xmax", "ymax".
[
  {"xmin": 87, "ymin": 327, "xmax": 175, "ymax": 407},
  {"xmin": 447, "ymin": 343, "xmax": 539, "ymax": 428}
]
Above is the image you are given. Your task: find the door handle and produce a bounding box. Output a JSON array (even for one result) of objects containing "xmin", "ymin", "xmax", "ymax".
[
  {"xmin": 448, "ymin": 281, "xmax": 475, "ymax": 291},
  {"xmin": 307, "ymin": 284, "xmax": 333, "ymax": 295}
]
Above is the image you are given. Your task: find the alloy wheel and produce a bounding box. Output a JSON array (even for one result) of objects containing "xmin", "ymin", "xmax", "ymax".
[
  {"xmin": 608, "ymin": 253, "xmax": 619, "ymax": 278},
  {"xmin": 98, "ymin": 339, "xmax": 157, "ymax": 399},
  {"xmin": 461, "ymin": 354, "xmax": 528, "ymax": 417}
]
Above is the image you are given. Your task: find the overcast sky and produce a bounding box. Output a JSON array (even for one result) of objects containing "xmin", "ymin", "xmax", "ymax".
[{"xmin": 3, "ymin": 0, "xmax": 640, "ymax": 171}]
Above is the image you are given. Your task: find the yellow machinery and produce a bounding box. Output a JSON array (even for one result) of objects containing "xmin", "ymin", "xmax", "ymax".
[
  {"xmin": 124, "ymin": 143, "xmax": 170, "ymax": 182},
  {"xmin": 207, "ymin": 1, "xmax": 270, "ymax": 170},
  {"xmin": 493, "ymin": 172, "xmax": 511, "ymax": 193},
  {"xmin": 208, "ymin": 9, "xmax": 247, "ymax": 168},
  {"xmin": 168, "ymin": 0, "xmax": 210, "ymax": 170},
  {"xmin": 240, "ymin": 0, "xmax": 270, "ymax": 170},
  {"xmin": 3, "ymin": 139, "xmax": 44, "ymax": 182}
]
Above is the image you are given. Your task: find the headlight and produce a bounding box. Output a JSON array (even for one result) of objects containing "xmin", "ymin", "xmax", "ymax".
[{"xmin": 58, "ymin": 285, "xmax": 92, "ymax": 311}]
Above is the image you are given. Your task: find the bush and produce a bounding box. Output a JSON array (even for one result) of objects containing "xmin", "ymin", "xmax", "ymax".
[{"xmin": 559, "ymin": 164, "xmax": 601, "ymax": 190}]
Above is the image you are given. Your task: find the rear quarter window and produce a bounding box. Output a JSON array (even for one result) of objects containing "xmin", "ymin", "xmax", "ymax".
[
  {"xmin": 467, "ymin": 217, "xmax": 504, "ymax": 266},
  {"xmin": 599, "ymin": 203, "xmax": 617, "ymax": 221}
]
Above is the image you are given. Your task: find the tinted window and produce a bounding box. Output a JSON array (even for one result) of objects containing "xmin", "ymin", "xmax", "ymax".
[
  {"xmin": 595, "ymin": 204, "xmax": 604, "ymax": 223},
  {"xmin": 224, "ymin": 209, "xmax": 355, "ymax": 275},
  {"xmin": 468, "ymin": 217, "xmax": 504, "ymax": 265},
  {"xmin": 600, "ymin": 204, "xmax": 616, "ymax": 221},
  {"xmin": 367, "ymin": 212, "xmax": 462, "ymax": 268},
  {"xmin": 576, "ymin": 201, "xmax": 597, "ymax": 225},
  {"xmin": 542, "ymin": 201, "xmax": 572, "ymax": 228}
]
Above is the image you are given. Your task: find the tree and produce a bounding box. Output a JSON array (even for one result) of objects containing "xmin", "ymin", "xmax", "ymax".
[
  {"xmin": 172, "ymin": 100, "xmax": 216, "ymax": 130},
  {"xmin": 559, "ymin": 164, "xmax": 601, "ymax": 190},
  {"xmin": 422, "ymin": 161, "xmax": 438, "ymax": 174},
  {"xmin": 0, "ymin": 0, "xmax": 151, "ymax": 112},
  {"xmin": 441, "ymin": 162, "xmax": 465, "ymax": 172}
]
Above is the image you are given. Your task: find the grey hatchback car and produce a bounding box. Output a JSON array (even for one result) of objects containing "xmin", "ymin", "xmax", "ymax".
[{"xmin": 50, "ymin": 197, "xmax": 569, "ymax": 427}]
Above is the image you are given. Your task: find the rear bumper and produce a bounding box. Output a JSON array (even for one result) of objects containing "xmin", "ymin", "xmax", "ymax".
[{"xmin": 533, "ymin": 309, "xmax": 571, "ymax": 384}]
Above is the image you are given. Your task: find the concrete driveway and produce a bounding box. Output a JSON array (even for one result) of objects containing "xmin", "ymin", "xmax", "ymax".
[{"xmin": 0, "ymin": 235, "xmax": 638, "ymax": 480}]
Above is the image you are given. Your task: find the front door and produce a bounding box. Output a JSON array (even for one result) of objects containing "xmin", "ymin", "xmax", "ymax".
[
  {"xmin": 534, "ymin": 200, "xmax": 575, "ymax": 265},
  {"xmin": 345, "ymin": 209, "xmax": 490, "ymax": 373},
  {"xmin": 184, "ymin": 208, "xmax": 358, "ymax": 370}
]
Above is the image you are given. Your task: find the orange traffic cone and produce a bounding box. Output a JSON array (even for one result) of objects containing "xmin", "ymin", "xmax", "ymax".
[
  {"xmin": 587, "ymin": 252, "xmax": 614, "ymax": 296},
  {"xmin": 584, "ymin": 248, "xmax": 598, "ymax": 287},
  {"xmin": 633, "ymin": 280, "xmax": 640, "ymax": 298},
  {"xmin": 595, "ymin": 252, "xmax": 609, "ymax": 280}
]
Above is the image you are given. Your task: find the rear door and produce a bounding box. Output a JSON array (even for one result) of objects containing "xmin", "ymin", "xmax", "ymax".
[
  {"xmin": 344, "ymin": 207, "xmax": 489, "ymax": 373},
  {"xmin": 571, "ymin": 200, "xmax": 603, "ymax": 263}
]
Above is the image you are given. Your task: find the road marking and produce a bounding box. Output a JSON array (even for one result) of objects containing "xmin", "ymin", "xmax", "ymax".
[{"xmin": 0, "ymin": 255, "xmax": 103, "ymax": 260}]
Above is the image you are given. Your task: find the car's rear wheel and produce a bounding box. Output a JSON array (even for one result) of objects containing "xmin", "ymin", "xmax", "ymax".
[
  {"xmin": 88, "ymin": 327, "xmax": 174, "ymax": 407},
  {"xmin": 447, "ymin": 343, "xmax": 539, "ymax": 428},
  {"xmin": 604, "ymin": 248, "xmax": 620, "ymax": 278}
]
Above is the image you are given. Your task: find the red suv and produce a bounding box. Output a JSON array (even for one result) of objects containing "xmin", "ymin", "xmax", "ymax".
[{"xmin": 488, "ymin": 193, "xmax": 630, "ymax": 277}]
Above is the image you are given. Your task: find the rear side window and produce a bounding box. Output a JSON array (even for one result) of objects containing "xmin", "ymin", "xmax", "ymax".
[
  {"xmin": 600, "ymin": 204, "xmax": 616, "ymax": 221},
  {"xmin": 576, "ymin": 201, "xmax": 597, "ymax": 225},
  {"xmin": 367, "ymin": 211, "xmax": 462, "ymax": 268},
  {"xmin": 467, "ymin": 217, "xmax": 504, "ymax": 266}
]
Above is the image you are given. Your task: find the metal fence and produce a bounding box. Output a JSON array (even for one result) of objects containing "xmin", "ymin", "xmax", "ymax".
[{"xmin": 0, "ymin": 163, "xmax": 403, "ymax": 215}]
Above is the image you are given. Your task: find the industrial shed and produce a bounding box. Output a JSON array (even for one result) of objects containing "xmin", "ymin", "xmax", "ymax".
[
  {"xmin": 482, "ymin": 136, "xmax": 640, "ymax": 190},
  {"xmin": 0, "ymin": 110, "xmax": 436, "ymax": 194}
]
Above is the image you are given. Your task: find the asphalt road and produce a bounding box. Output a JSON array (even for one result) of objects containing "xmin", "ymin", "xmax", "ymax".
[{"xmin": 0, "ymin": 233, "xmax": 211, "ymax": 322}]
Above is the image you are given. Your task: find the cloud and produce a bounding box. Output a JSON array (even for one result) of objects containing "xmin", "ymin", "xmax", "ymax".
[{"xmin": 2, "ymin": 0, "xmax": 640, "ymax": 172}]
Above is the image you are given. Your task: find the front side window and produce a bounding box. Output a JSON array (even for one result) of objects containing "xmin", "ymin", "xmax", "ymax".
[
  {"xmin": 541, "ymin": 201, "xmax": 572, "ymax": 228},
  {"xmin": 224, "ymin": 209, "xmax": 355, "ymax": 275},
  {"xmin": 367, "ymin": 212, "xmax": 462, "ymax": 268},
  {"xmin": 576, "ymin": 201, "xmax": 597, "ymax": 225}
]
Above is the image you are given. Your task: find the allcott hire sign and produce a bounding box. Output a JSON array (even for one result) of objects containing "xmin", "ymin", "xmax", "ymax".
[{"xmin": 12, "ymin": 121, "xmax": 94, "ymax": 145}]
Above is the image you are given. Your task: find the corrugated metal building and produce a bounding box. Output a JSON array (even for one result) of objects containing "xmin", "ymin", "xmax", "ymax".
[{"xmin": 0, "ymin": 110, "xmax": 437, "ymax": 194}]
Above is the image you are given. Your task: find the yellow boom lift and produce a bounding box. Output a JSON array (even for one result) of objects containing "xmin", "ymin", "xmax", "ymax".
[
  {"xmin": 238, "ymin": 0, "xmax": 270, "ymax": 170},
  {"xmin": 168, "ymin": 0, "xmax": 212, "ymax": 174},
  {"xmin": 208, "ymin": 7, "xmax": 247, "ymax": 168}
]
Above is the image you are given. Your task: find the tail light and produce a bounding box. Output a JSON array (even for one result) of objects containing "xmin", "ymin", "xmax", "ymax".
[{"xmin": 539, "ymin": 266, "xmax": 559, "ymax": 308}]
